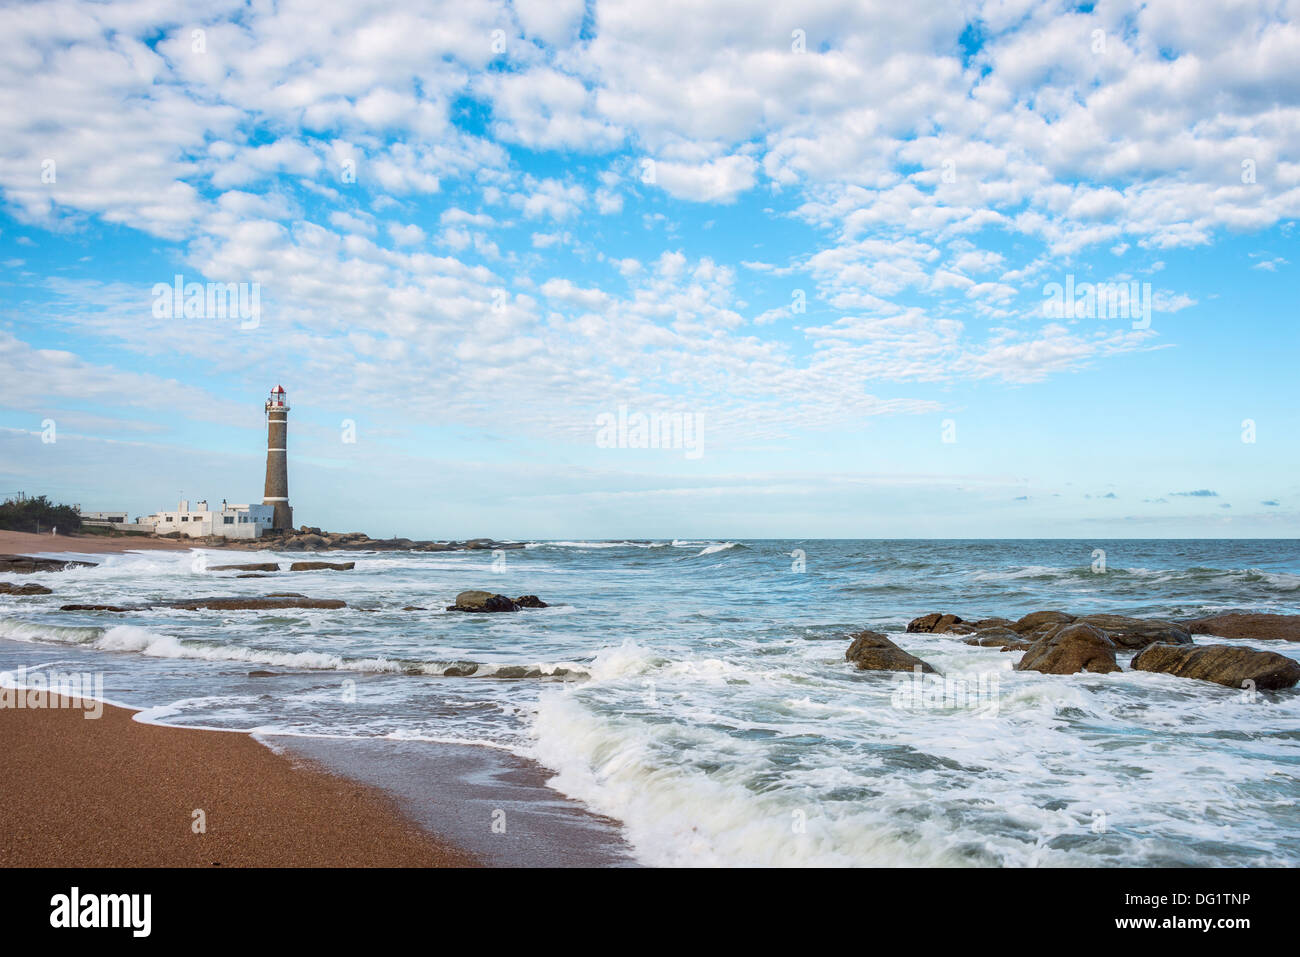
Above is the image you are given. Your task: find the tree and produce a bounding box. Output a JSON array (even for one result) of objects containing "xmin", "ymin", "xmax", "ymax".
[{"xmin": 0, "ymin": 495, "xmax": 83, "ymax": 534}]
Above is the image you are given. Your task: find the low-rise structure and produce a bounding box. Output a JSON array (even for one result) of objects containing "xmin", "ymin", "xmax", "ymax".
[{"xmin": 143, "ymin": 500, "xmax": 275, "ymax": 539}]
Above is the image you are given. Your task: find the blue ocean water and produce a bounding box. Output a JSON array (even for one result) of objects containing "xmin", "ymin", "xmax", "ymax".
[{"xmin": 2, "ymin": 539, "xmax": 1298, "ymax": 866}]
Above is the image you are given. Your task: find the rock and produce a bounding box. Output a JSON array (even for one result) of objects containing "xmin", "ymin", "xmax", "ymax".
[
  {"xmin": 906, "ymin": 612, "xmax": 965, "ymax": 634},
  {"xmin": 1179, "ymin": 613, "xmax": 1300, "ymax": 643},
  {"xmin": 163, "ymin": 596, "xmax": 346, "ymax": 610},
  {"xmin": 494, "ymin": 665, "xmax": 543, "ymax": 678},
  {"xmin": 1132, "ymin": 643, "xmax": 1300, "ymax": 690},
  {"xmin": 845, "ymin": 630, "xmax": 937, "ymax": 674},
  {"xmin": 247, "ymin": 670, "xmax": 279, "ymax": 678},
  {"xmin": 1073, "ymin": 614, "xmax": 1191, "ymax": 650},
  {"xmin": 445, "ymin": 590, "xmax": 519, "ymax": 613},
  {"xmin": 443, "ymin": 663, "xmax": 479, "ymax": 677},
  {"xmin": 0, "ymin": 554, "xmax": 96, "ymax": 574},
  {"xmin": 972, "ymin": 617, "xmax": 1015, "ymax": 629},
  {"xmin": 0, "ymin": 582, "xmax": 53, "ymax": 595},
  {"xmin": 210, "ymin": 562, "xmax": 280, "ymax": 572},
  {"xmin": 1015, "ymin": 623, "xmax": 1120, "ymax": 675},
  {"xmin": 514, "ymin": 595, "xmax": 548, "ymax": 608},
  {"xmin": 236, "ymin": 574, "xmax": 271, "ymax": 578},
  {"xmin": 60, "ymin": 603, "xmax": 134, "ymax": 612},
  {"xmin": 288, "ymin": 561, "xmax": 355, "ymax": 571},
  {"xmin": 1010, "ymin": 610, "xmax": 1076, "ymax": 635},
  {"xmin": 402, "ymin": 605, "xmax": 427, "ymax": 611},
  {"xmin": 964, "ymin": 626, "xmax": 1024, "ymax": 648},
  {"xmin": 265, "ymin": 592, "xmax": 307, "ymax": 598}
]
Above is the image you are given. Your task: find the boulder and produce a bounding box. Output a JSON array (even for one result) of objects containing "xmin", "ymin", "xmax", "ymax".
[
  {"xmin": 1179, "ymin": 613, "xmax": 1300, "ymax": 643},
  {"xmin": 964, "ymin": 626, "xmax": 1024, "ymax": 648},
  {"xmin": 1015, "ymin": 623, "xmax": 1120, "ymax": 675},
  {"xmin": 0, "ymin": 582, "xmax": 53, "ymax": 595},
  {"xmin": 1132, "ymin": 643, "xmax": 1300, "ymax": 690},
  {"xmin": 514, "ymin": 595, "xmax": 548, "ymax": 608},
  {"xmin": 289, "ymin": 561, "xmax": 355, "ymax": 571},
  {"xmin": 445, "ymin": 590, "xmax": 519, "ymax": 613},
  {"xmin": 210, "ymin": 562, "xmax": 280, "ymax": 572},
  {"xmin": 845, "ymin": 630, "xmax": 937, "ymax": 674},
  {"xmin": 443, "ymin": 663, "xmax": 479, "ymax": 677},
  {"xmin": 1010, "ymin": 610, "xmax": 1076, "ymax": 635},
  {"xmin": 1073, "ymin": 614, "xmax": 1191, "ymax": 650},
  {"xmin": 972, "ymin": 617, "xmax": 1015, "ymax": 630},
  {"xmin": 906, "ymin": 612, "xmax": 966, "ymax": 634},
  {"xmin": 60, "ymin": 603, "xmax": 134, "ymax": 612}
]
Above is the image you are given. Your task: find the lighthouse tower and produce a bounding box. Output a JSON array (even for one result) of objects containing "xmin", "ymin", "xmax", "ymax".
[{"xmin": 263, "ymin": 385, "xmax": 293, "ymax": 531}]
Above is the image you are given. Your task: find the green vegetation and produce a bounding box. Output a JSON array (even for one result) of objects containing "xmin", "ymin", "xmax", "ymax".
[{"xmin": 0, "ymin": 495, "xmax": 83, "ymax": 534}]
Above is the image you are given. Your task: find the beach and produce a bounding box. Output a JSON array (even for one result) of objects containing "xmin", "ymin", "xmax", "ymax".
[{"xmin": 0, "ymin": 695, "xmax": 477, "ymax": 867}]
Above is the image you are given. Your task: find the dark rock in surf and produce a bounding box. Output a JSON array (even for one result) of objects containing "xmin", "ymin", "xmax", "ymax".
[
  {"xmin": 1010, "ymin": 611, "xmax": 1076, "ymax": 636},
  {"xmin": 846, "ymin": 630, "xmax": 937, "ymax": 674},
  {"xmin": 0, "ymin": 582, "xmax": 53, "ymax": 595},
  {"xmin": 1072, "ymin": 614, "xmax": 1191, "ymax": 650},
  {"xmin": 0, "ymin": 554, "xmax": 96, "ymax": 574},
  {"xmin": 1015, "ymin": 623, "xmax": 1120, "ymax": 675},
  {"xmin": 1178, "ymin": 613, "xmax": 1300, "ymax": 643},
  {"xmin": 964, "ymin": 626, "xmax": 1024, "ymax": 648},
  {"xmin": 289, "ymin": 561, "xmax": 355, "ymax": 571},
  {"xmin": 514, "ymin": 595, "xmax": 548, "ymax": 608},
  {"xmin": 906, "ymin": 612, "xmax": 967, "ymax": 634},
  {"xmin": 210, "ymin": 562, "xmax": 280, "ymax": 572},
  {"xmin": 1132, "ymin": 643, "xmax": 1300, "ymax": 690},
  {"xmin": 446, "ymin": 590, "xmax": 519, "ymax": 613}
]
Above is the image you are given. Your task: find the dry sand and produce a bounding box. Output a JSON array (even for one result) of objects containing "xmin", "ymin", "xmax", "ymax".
[
  {"xmin": 0, "ymin": 529, "xmax": 238, "ymax": 555},
  {"xmin": 0, "ymin": 698, "xmax": 477, "ymax": 867}
]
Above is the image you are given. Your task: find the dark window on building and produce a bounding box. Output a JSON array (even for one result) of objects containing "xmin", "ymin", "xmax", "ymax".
[{"xmin": 223, "ymin": 516, "xmax": 234, "ymax": 524}]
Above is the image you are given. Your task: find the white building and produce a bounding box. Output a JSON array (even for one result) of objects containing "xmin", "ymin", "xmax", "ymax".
[
  {"xmin": 77, "ymin": 508, "xmax": 155, "ymax": 533},
  {"xmin": 143, "ymin": 500, "xmax": 275, "ymax": 539}
]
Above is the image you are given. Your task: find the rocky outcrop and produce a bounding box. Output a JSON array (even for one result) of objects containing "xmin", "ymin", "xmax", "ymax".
[
  {"xmin": 1132, "ymin": 643, "xmax": 1300, "ymax": 690},
  {"xmin": 845, "ymin": 630, "xmax": 937, "ymax": 674},
  {"xmin": 1015, "ymin": 623, "xmax": 1120, "ymax": 675},
  {"xmin": 446, "ymin": 590, "xmax": 519, "ymax": 613},
  {"xmin": 964, "ymin": 625, "xmax": 1026, "ymax": 648},
  {"xmin": 0, "ymin": 582, "xmax": 53, "ymax": 595},
  {"xmin": 237, "ymin": 529, "xmax": 528, "ymax": 553},
  {"xmin": 163, "ymin": 596, "xmax": 346, "ymax": 611},
  {"xmin": 1010, "ymin": 610, "xmax": 1075, "ymax": 636},
  {"xmin": 514, "ymin": 595, "xmax": 548, "ymax": 608},
  {"xmin": 905, "ymin": 612, "xmax": 973, "ymax": 635},
  {"xmin": 60, "ymin": 603, "xmax": 133, "ymax": 612},
  {"xmin": 288, "ymin": 561, "xmax": 355, "ymax": 571},
  {"xmin": 1179, "ymin": 613, "xmax": 1300, "ymax": 643},
  {"xmin": 0, "ymin": 554, "xmax": 96, "ymax": 573},
  {"xmin": 1072, "ymin": 614, "xmax": 1191, "ymax": 650},
  {"xmin": 210, "ymin": 562, "xmax": 280, "ymax": 572}
]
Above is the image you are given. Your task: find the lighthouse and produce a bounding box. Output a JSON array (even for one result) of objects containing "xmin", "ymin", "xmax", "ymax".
[{"xmin": 263, "ymin": 385, "xmax": 293, "ymax": 531}]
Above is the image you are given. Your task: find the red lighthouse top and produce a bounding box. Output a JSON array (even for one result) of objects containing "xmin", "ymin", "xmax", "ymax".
[{"xmin": 266, "ymin": 385, "xmax": 289, "ymax": 410}]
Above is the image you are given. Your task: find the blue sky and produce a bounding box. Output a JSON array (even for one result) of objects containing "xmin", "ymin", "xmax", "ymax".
[{"xmin": 1, "ymin": 0, "xmax": 1297, "ymax": 539}]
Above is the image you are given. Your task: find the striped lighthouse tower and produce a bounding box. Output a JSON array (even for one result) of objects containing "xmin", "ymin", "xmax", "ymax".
[{"xmin": 263, "ymin": 385, "xmax": 293, "ymax": 531}]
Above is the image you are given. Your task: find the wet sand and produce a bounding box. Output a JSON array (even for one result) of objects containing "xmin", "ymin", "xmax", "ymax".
[
  {"xmin": 0, "ymin": 698, "xmax": 477, "ymax": 867},
  {"xmin": 0, "ymin": 530, "xmax": 234, "ymax": 555}
]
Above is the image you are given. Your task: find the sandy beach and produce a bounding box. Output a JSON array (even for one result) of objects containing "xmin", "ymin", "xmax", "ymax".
[
  {"xmin": 0, "ymin": 697, "xmax": 477, "ymax": 867},
  {"xmin": 0, "ymin": 529, "xmax": 232, "ymax": 555}
]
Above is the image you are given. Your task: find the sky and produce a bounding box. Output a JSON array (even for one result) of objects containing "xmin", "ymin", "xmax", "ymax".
[{"xmin": 0, "ymin": 0, "xmax": 1297, "ymax": 540}]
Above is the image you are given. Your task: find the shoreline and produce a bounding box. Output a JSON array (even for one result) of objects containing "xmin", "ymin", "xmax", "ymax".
[
  {"xmin": 0, "ymin": 529, "xmax": 240, "ymax": 555},
  {"xmin": 0, "ymin": 695, "xmax": 477, "ymax": 867}
]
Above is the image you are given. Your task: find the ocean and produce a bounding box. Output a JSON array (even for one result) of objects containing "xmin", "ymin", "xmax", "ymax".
[{"xmin": 2, "ymin": 538, "xmax": 1298, "ymax": 866}]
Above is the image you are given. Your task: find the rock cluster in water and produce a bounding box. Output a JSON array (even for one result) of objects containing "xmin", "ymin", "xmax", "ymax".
[
  {"xmin": 846, "ymin": 609, "xmax": 1300, "ymax": 690},
  {"xmin": 235, "ymin": 528, "xmax": 526, "ymax": 553},
  {"xmin": 445, "ymin": 590, "xmax": 549, "ymax": 613}
]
